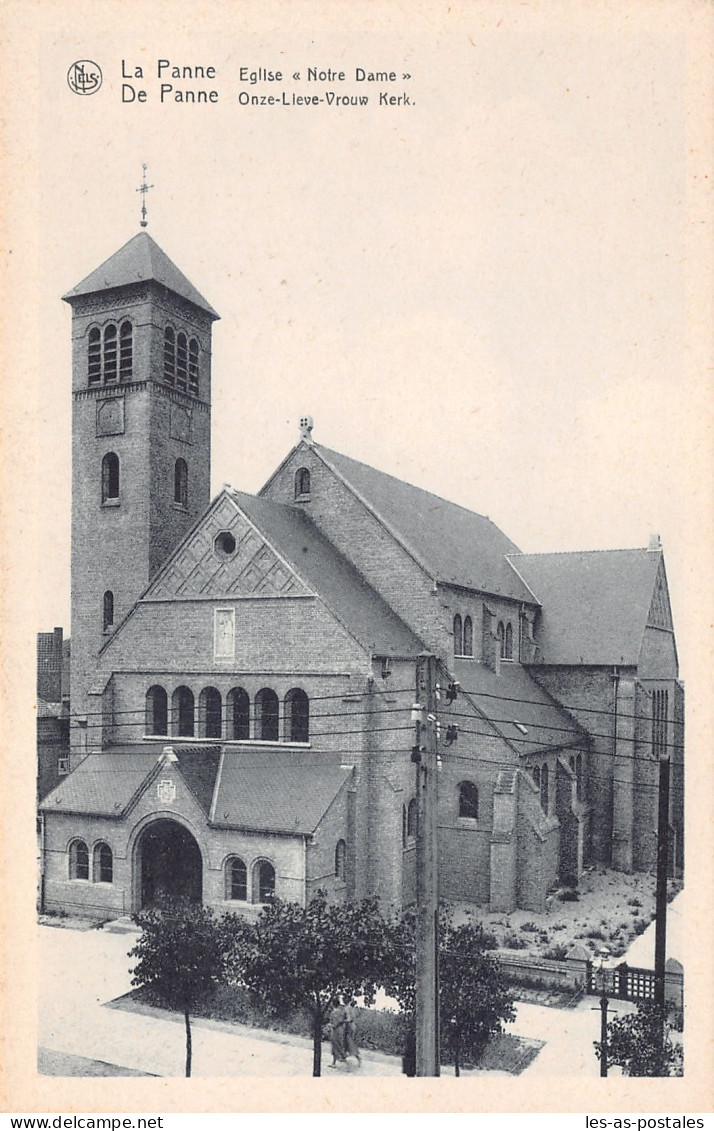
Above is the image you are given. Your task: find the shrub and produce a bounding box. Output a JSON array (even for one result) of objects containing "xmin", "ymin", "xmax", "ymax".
[
  {"xmin": 587, "ymin": 928, "xmax": 606, "ymax": 941},
  {"xmin": 633, "ymin": 918, "xmax": 649, "ymax": 936},
  {"xmin": 502, "ymin": 931, "xmax": 528, "ymax": 950},
  {"xmin": 543, "ymin": 944, "xmax": 569, "ymax": 960},
  {"xmin": 627, "ymin": 897, "xmax": 642, "ymax": 908},
  {"xmin": 559, "ymin": 889, "xmax": 579, "ymax": 902},
  {"xmin": 520, "ymin": 921, "xmax": 538, "ymax": 933}
]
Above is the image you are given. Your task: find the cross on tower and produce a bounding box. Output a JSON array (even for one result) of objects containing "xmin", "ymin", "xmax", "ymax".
[{"xmin": 136, "ymin": 163, "xmax": 154, "ymax": 228}]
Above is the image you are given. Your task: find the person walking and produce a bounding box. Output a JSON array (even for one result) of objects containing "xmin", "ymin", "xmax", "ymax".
[
  {"xmin": 344, "ymin": 998, "xmax": 361, "ymax": 1066},
  {"xmin": 328, "ymin": 996, "xmax": 347, "ymax": 1067}
]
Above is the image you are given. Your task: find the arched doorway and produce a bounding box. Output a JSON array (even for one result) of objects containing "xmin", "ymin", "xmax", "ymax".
[{"xmin": 136, "ymin": 819, "xmax": 203, "ymax": 909}]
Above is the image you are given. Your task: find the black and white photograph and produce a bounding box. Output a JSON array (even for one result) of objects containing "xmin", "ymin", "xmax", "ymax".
[{"xmin": 1, "ymin": 0, "xmax": 713, "ymax": 1118}]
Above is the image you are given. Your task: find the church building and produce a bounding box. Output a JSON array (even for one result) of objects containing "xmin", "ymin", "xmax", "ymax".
[{"xmin": 39, "ymin": 228, "xmax": 685, "ymax": 921}]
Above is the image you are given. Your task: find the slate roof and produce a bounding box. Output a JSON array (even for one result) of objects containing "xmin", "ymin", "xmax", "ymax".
[
  {"xmin": 212, "ymin": 749, "xmax": 353, "ymax": 834},
  {"xmin": 40, "ymin": 752, "xmax": 162, "ymax": 816},
  {"xmin": 451, "ymin": 659, "xmax": 586, "ymax": 756},
  {"xmin": 311, "ymin": 445, "xmax": 534, "ymax": 602},
  {"xmin": 62, "ymin": 232, "xmax": 219, "ymax": 319},
  {"xmin": 509, "ymin": 548, "xmax": 661, "ymax": 665},
  {"xmin": 230, "ymin": 491, "xmax": 425, "ymax": 656},
  {"xmin": 41, "ymin": 743, "xmax": 352, "ymax": 836}
]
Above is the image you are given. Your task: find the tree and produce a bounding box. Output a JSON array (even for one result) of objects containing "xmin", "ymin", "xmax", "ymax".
[
  {"xmin": 384, "ymin": 911, "xmax": 516, "ymax": 1075},
  {"xmin": 594, "ymin": 1002, "xmax": 683, "ymax": 1077},
  {"xmin": 225, "ymin": 891, "xmax": 398, "ymax": 1076},
  {"xmin": 129, "ymin": 898, "xmax": 228, "ymax": 1077}
]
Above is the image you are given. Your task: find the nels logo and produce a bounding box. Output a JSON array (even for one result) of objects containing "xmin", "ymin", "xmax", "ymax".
[{"xmin": 67, "ymin": 60, "xmax": 103, "ymax": 96}]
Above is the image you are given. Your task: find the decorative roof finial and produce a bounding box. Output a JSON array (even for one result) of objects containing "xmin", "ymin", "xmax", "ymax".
[
  {"xmin": 299, "ymin": 415, "xmax": 314, "ymax": 443},
  {"xmin": 136, "ymin": 163, "xmax": 154, "ymax": 228}
]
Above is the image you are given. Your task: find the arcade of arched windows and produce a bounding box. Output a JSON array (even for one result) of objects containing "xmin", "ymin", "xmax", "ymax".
[
  {"xmin": 87, "ymin": 321, "xmax": 133, "ymax": 386},
  {"xmin": 223, "ymin": 855, "xmax": 276, "ymax": 904},
  {"xmin": 145, "ymin": 683, "xmax": 311, "ymax": 743}
]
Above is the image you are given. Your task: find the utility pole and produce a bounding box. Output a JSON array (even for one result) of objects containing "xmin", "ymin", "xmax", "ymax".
[
  {"xmin": 413, "ymin": 652, "xmax": 440, "ymax": 1076},
  {"xmin": 654, "ymin": 752, "xmax": 670, "ymax": 1034}
]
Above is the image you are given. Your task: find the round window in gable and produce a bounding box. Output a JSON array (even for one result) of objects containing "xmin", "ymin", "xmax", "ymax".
[{"xmin": 214, "ymin": 531, "xmax": 237, "ymax": 558}]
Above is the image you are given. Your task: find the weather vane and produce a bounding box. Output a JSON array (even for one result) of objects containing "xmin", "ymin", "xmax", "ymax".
[{"xmin": 136, "ymin": 163, "xmax": 154, "ymax": 228}]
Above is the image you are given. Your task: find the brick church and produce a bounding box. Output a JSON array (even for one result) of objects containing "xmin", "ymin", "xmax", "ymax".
[{"xmin": 39, "ymin": 229, "xmax": 684, "ymax": 921}]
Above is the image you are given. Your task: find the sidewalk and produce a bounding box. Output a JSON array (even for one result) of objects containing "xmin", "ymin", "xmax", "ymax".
[{"xmin": 38, "ymin": 919, "xmax": 641, "ymax": 1078}]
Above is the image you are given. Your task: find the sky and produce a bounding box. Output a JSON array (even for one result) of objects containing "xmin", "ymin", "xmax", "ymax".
[{"xmin": 11, "ymin": 1, "xmax": 711, "ymax": 683}]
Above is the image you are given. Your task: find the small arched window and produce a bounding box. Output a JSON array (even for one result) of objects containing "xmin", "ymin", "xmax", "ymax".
[
  {"xmin": 504, "ymin": 622, "xmax": 514, "ymax": 661},
  {"xmin": 69, "ymin": 839, "xmax": 89, "ymax": 881},
  {"xmin": 176, "ymin": 332, "xmax": 188, "ymax": 392},
  {"xmin": 335, "ymin": 839, "xmax": 346, "ymax": 881},
  {"xmin": 458, "ymin": 781, "xmax": 479, "ymax": 820},
  {"xmin": 93, "ymin": 842, "xmax": 113, "ymax": 883},
  {"xmin": 101, "ymin": 452, "xmax": 120, "ymax": 502},
  {"xmin": 463, "ymin": 616, "xmax": 473, "ymax": 657},
  {"xmin": 226, "ymin": 857, "xmax": 247, "ymax": 901},
  {"xmin": 295, "ymin": 468, "xmax": 311, "ymax": 498},
  {"xmin": 497, "ymin": 622, "xmax": 505, "ymax": 658},
  {"xmin": 402, "ymin": 804, "xmax": 407, "ymax": 848},
  {"xmin": 531, "ymin": 765, "xmax": 541, "ymax": 789},
  {"xmin": 103, "ymin": 590, "xmax": 114, "ymax": 631},
  {"xmin": 576, "ymin": 753, "xmax": 583, "ymax": 801},
  {"xmin": 188, "ymin": 339, "xmax": 199, "ymax": 397},
  {"xmin": 540, "ymin": 763, "xmax": 549, "ymax": 813},
  {"xmin": 227, "ymin": 687, "xmax": 250, "ymax": 740},
  {"xmin": 88, "ymin": 327, "xmax": 101, "ymax": 385},
  {"xmin": 174, "ymin": 458, "xmax": 188, "ymax": 506},
  {"xmin": 119, "ymin": 321, "xmax": 133, "ymax": 380},
  {"xmin": 146, "ymin": 685, "xmax": 168, "ymax": 736},
  {"xmin": 286, "ymin": 688, "xmax": 309, "ymax": 743},
  {"xmin": 172, "ymin": 685, "xmax": 195, "ymax": 737},
  {"xmin": 163, "ymin": 327, "xmax": 176, "ymax": 385},
  {"xmin": 103, "ymin": 324, "xmax": 117, "ymax": 383},
  {"xmin": 407, "ymin": 797, "xmax": 418, "ymax": 838},
  {"xmin": 453, "ymin": 614, "xmax": 463, "ymax": 656},
  {"xmin": 256, "ymin": 688, "xmax": 279, "ymax": 742},
  {"xmin": 199, "ymin": 687, "xmax": 222, "ymax": 739},
  {"xmin": 253, "ymin": 860, "xmax": 276, "ymax": 904}
]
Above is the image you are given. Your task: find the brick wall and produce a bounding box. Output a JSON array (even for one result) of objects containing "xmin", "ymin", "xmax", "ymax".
[{"xmin": 262, "ymin": 446, "xmax": 447, "ymax": 653}]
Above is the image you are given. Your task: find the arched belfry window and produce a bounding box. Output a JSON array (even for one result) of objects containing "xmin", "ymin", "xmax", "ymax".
[
  {"xmin": 163, "ymin": 327, "xmax": 176, "ymax": 385},
  {"xmin": 119, "ymin": 321, "xmax": 133, "ymax": 380},
  {"xmin": 103, "ymin": 324, "xmax": 117, "ymax": 383},
  {"xmin": 103, "ymin": 590, "xmax": 114, "ymax": 631},
  {"xmin": 88, "ymin": 328, "xmax": 101, "ymax": 384},
  {"xmin": 463, "ymin": 616, "xmax": 473, "ymax": 657},
  {"xmin": 174, "ymin": 458, "xmax": 188, "ymax": 506},
  {"xmin": 285, "ymin": 688, "xmax": 309, "ymax": 743},
  {"xmin": 453, "ymin": 614, "xmax": 463, "ymax": 657},
  {"xmin": 176, "ymin": 332, "xmax": 188, "ymax": 392},
  {"xmin": 458, "ymin": 781, "xmax": 479, "ymax": 820},
  {"xmin": 101, "ymin": 452, "xmax": 120, "ymax": 502},
  {"xmin": 504, "ymin": 622, "xmax": 513, "ymax": 661},
  {"xmin": 295, "ymin": 468, "xmax": 311, "ymax": 498},
  {"xmin": 188, "ymin": 339, "xmax": 199, "ymax": 397}
]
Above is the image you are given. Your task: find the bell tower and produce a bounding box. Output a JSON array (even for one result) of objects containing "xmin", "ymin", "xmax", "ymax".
[{"xmin": 63, "ymin": 230, "xmax": 219, "ymax": 756}]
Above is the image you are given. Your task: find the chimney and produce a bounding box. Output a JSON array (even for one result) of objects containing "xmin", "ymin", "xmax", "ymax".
[
  {"xmin": 299, "ymin": 414, "xmax": 314, "ymax": 443},
  {"xmin": 648, "ymin": 533, "xmax": 662, "ymax": 552}
]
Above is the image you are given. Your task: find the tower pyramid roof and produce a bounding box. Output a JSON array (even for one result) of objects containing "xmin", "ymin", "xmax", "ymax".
[{"xmin": 62, "ymin": 230, "xmax": 219, "ymax": 319}]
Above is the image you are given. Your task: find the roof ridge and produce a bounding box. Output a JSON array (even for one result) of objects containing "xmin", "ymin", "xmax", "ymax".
[{"xmin": 509, "ymin": 546, "xmax": 651, "ymax": 559}]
